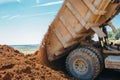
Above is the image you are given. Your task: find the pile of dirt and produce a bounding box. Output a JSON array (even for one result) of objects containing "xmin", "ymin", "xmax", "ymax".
[{"xmin": 0, "ymin": 45, "xmax": 75, "ymax": 80}]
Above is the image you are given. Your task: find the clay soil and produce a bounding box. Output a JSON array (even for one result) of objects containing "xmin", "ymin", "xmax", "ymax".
[{"xmin": 0, "ymin": 45, "xmax": 76, "ymax": 80}]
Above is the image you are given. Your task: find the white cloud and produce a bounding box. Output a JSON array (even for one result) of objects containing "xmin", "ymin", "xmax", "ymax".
[
  {"xmin": 0, "ymin": 0, "xmax": 21, "ymax": 4},
  {"xmin": 32, "ymin": 0, "xmax": 63, "ymax": 7},
  {"xmin": 16, "ymin": 0, "xmax": 21, "ymax": 3},
  {"xmin": 22, "ymin": 12, "xmax": 57, "ymax": 17},
  {"xmin": 35, "ymin": 0, "xmax": 40, "ymax": 4},
  {"xmin": 0, "ymin": 0, "xmax": 14, "ymax": 4},
  {"xmin": 4, "ymin": 12, "xmax": 56, "ymax": 20},
  {"xmin": 1, "ymin": 15, "xmax": 10, "ymax": 19},
  {"xmin": 8, "ymin": 15, "xmax": 20, "ymax": 20}
]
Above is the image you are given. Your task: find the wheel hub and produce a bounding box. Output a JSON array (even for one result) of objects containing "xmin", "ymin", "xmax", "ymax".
[{"xmin": 73, "ymin": 58, "xmax": 88, "ymax": 74}]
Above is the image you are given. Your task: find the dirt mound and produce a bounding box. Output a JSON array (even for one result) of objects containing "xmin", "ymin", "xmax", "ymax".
[{"xmin": 0, "ymin": 45, "xmax": 75, "ymax": 80}]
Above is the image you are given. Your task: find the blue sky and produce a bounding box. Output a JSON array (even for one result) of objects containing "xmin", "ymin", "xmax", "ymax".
[
  {"xmin": 0, "ymin": 0, "xmax": 119, "ymax": 45},
  {"xmin": 0, "ymin": 0, "xmax": 63, "ymax": 45}
]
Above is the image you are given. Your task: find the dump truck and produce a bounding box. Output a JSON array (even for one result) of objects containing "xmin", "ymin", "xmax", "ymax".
[{"xmin": 38, "ymin": 0, "xmax": 120, "ymax": 80}]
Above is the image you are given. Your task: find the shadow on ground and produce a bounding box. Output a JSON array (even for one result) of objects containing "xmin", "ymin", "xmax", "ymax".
[{"xmin": 95, "ymin": 69, "xmax": 120, "ymax": 80}]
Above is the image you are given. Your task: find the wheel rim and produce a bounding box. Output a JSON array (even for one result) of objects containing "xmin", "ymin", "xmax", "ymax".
[{"xmin": 73, "ymin": 58, "xmax": 88, "ymax": 74}]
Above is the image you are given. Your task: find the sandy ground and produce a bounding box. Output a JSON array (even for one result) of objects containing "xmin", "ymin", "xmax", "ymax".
[{"xmin": 0, "ymin": 45, "xmax": 76, "ymax": 80}]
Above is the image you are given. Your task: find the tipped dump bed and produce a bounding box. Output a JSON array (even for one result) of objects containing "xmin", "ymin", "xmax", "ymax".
[{"xmin": 43, "ymin": 0, "xmax": 120, "ymax": 61}]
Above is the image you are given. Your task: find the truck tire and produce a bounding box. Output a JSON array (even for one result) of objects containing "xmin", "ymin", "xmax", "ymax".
[
  {"xmin": 66, "ymin": 48, "xmax": 100, "ymax": 80},
  {"xmin": 84, "ymin": 46, "xmax": 104, "ymax": 72}
]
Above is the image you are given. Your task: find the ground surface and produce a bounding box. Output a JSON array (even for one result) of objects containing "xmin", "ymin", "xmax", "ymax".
[
  {"xmin": 96, "ymin": 69, "xmax": 120, "ymax": 80},
  {"xmin": 0, "ymin": 45, "xmax": 120, "ymax": 80},
  {"xmin": 0, "ymin": 45, "xmax": 75, "ymax": 80}
]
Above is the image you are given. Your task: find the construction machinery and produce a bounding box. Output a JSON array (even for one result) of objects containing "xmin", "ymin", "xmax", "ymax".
[{"xmin": 38, "ymin": 0, "xmax": 120, "ymax": 80}]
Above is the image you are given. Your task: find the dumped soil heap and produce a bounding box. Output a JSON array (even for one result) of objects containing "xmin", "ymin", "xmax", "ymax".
[{"xmin": 0, "ymin": 45, "xmax": 74, "ymax": 80}]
